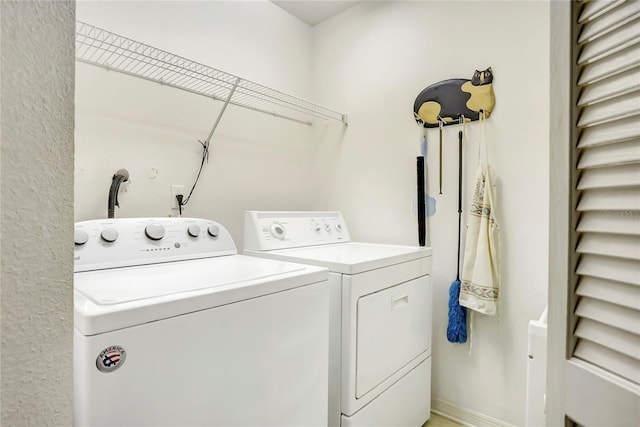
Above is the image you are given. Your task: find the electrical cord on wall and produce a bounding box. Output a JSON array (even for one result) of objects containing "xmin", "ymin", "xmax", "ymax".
[
  {"xmin": 176, "ymin": 194, "xmax": 184, "ymax": 216},
  {"xmin": 176, "ymin": 139, "xmax": 209, "ymax": 216},
  {"xmin": 175, "ymin": 77, "xmax": 238, "ymax": 217}
]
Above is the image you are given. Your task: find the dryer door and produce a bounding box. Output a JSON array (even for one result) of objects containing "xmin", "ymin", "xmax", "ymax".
[{"xmin": 355, "ymin": 275, "xmax": 431, "ymax": 398}]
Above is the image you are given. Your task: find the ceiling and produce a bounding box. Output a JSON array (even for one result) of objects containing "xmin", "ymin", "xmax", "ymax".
[{"xmin": 272, "ymin": 1, "xmax": 359, "ymax": 26}]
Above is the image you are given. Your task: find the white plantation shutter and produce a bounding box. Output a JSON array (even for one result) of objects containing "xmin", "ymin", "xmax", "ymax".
[{"xmin": 567, "ymin": 1, "xmax": 640, "ymax": 424}]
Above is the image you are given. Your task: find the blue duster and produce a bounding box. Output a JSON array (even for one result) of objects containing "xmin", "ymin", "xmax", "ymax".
[{"xmin": 447, "ymin": 279, "xmax": 467, "ymax": 343}]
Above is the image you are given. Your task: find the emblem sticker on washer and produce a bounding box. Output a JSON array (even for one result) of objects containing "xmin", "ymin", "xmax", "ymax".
[{"xmin": 96, "ymin": 346, "xmax": 126, "ymax": 373}]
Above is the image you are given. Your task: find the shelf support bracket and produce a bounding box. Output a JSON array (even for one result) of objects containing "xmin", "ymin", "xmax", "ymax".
[{"xmin": 205, "ymin": 77, "xmax": 241, "ymax": 144}]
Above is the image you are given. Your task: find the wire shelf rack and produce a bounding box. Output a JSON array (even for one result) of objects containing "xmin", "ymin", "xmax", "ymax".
[{"xmin": 75, "ymin": 21, "xmax": 348, "ymax": 126}]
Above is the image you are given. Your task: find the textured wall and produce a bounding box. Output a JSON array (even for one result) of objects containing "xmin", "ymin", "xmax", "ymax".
[{"xmin": 0, "ymin": 1, "xmax": 74, "ymax": 424}]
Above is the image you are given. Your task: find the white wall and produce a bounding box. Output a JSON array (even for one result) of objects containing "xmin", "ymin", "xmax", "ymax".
[
  {"xmin": 75, "ymin": 1, "xmax": 321, "ymax": 245},
  {"xmin": 0, "ymin": 1, "xmax": 74, "ymax": 423},
  {"xmin": 312, "ymin": 1, "xmax": 550, "ymax": 425}
]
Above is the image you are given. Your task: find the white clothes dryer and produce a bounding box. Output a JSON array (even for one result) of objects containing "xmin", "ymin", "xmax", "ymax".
[
  {"xmin": 244, "ymin": 211, "xmax": 433, "ymax": 427},
  {"xmin": 74, "ymin": 217, "xmax": 330, "ymax": 426}
]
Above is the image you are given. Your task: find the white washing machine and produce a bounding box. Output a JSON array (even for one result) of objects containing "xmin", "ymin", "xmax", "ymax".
[
  {"xmin": 244, "ymin": 211, "xmax": 433, "ymax": 427},
  {"xmin": 74, "ymin": 217, "xmax": 330, "ymax": 426}
]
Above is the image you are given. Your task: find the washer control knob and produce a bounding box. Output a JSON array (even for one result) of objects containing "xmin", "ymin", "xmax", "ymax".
[
  {"xmin": 74, "ymin": 229, "xmax": 89, "ymax": 245},
  {"xmin": 187, "ymin": 224, "xmax": 201, "ymax": 237},
  {"xmin": 270, "ymin": 223, "xmax": 285, "ymax": 239},
  {"xmin": 324, "ymin": 224, "xmax": 331, "ymax": 232},
  {"xmin": 100, "ymin": 228, "xmax": 118, "ymax": 243},
  {"xmin": 314, "ymin": 225, "xmax": 321, "ymax": 233},
  {"xmin": 145, "ymin": 223, "xmax": 165, "ymax": 241},
  {"xmin": 335, "ymin": 224, "xmax": 343, "ymax": 232},
  {"xmin": 208, "ymin": 224, "xmax": 220, "ymax": 237}
]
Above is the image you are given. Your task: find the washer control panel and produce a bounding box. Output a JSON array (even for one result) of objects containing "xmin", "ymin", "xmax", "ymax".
[
  {"xmin": 74, "ymin": 217, "xmax": 237, "ymax": 272},
  {"xmin": 244, "ymin": 211, "xmax": 350, "ymax": 251}
]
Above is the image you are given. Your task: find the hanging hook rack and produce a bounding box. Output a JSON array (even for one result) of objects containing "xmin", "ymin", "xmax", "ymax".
[
  {"xmin": 413, "ymin": 68, "xmax": 495, "ymax": 128},
  {"xmin": 436, "ymin": 113, "xmax": 474, "ymax": 127}
]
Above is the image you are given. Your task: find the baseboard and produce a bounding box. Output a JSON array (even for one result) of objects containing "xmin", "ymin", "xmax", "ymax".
[{"xmin": 431, "ymin": 396, "xmax": 516, "ymax": 427}]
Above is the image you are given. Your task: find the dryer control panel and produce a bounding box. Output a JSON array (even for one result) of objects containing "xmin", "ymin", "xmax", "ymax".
[
  {"xmin": 74, "ymin": 217, "xmax": 237, "ymax": 272},
  {"xmin": 244, "ymin": 211, "xmax": 351, "ymax": 251}
]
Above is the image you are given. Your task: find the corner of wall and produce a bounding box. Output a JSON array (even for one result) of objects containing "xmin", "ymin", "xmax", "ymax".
[{"xmin": 0, "ymin": 1, "xmax": 75, "ymax": 424}]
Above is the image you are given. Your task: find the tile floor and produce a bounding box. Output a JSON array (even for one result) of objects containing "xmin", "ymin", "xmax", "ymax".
[{"xmin": 423, "ymin": 412, "xmax": 464, "ymax": 427}]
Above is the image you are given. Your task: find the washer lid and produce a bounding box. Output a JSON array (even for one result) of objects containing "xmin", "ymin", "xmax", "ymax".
[
  {"xmin": 75, "ymin": 255, "xmax": 305, "ymax": 306},
  {"xmin": 74, "ymin": 255, "xmax": 327, "ymax": 335},
  {"xmin": 246, "ymin": 242, "xmax": 433, "ymax": 274}
]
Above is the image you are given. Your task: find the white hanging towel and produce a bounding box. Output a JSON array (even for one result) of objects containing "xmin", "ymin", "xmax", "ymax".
[{"xmin": 459, "ymin": 117, "xmax": 500, "ymax": 315}]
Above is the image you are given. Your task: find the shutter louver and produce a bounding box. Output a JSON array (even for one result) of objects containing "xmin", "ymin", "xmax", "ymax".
[
  {"xmin": 574, "ymin": 318, "xmax": 640, "ymax": 360},
  {"xmin": 576, "ymin": 139, "xmax": 640, "ymax": 168},
  {"xmin": 578, "ymin": 115, "xmax": 640, "ymax": 147},
  {"xmin": 574, "ymin": 0, "xmax": 640, "ymax": 389},
  {"xmin": 578, "ymin": 1, "xmax": 625, "ymax": 24},
  {"xmin": 578, "ymin": 1, "xmax": 640, "ymax": 43},
  {"xmin": 577, "ymin": 187, "xmax": 640, "ymax": 211},
  {"xmin": 577, "ymin": 44, "xmax": 640, "ymax": 86},
  {"xmin": 576, "ymin": 163, "xmax": 640, "ymax": 189}
]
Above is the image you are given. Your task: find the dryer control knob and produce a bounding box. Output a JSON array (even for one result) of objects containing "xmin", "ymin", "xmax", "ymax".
[
  {"xmin": 74, "ymin": 229, "xmax": 89, "ymax": 245},
  {"xmin": 270, "ymin": 223, "xmax": 285, "ymax": 239},
  {"xmin": 145, "ymin": 223, "xmax": 165, "ymax": 241},
  {"xmin": 100, "ymin": 228, "xmax": 118, "ymax": 243},
  {"xmin": 187, "ymin": 224, "xmax": 201, "ymax": 237},
  {"xmin": 335, "ymin": 224, "xmax": 343, "ymax": 232},
  {"xmin": 324, "ymin": 224, "xmax": 331, "ymax": 232},
  {"xmin": 207, "ymin": 224, "xmax": 220, "ymax": 238}
]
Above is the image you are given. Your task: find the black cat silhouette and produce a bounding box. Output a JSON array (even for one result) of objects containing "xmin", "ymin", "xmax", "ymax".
[{"xmin": 414, "ymin": 68, "xmax": 495, "ymax": 128}]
